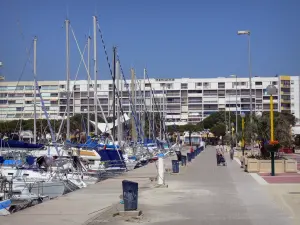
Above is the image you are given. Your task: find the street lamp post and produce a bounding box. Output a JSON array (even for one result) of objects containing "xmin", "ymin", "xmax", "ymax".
[
  {"xmin": 231, "ymin": 122, "xmax": 235, "ymax": 148},
  {"xmin": 266, "ymin": 84, "xmax": 277, "ymax": 176},
  {"xmin": 237, "ymin": 30, "xmax": 253, "ymax": 151},
  {"xmin": 241, "ymin": 112, "xmax": 245, "ymax": 156},
  {"xmin": 230, "ymin": 75, "xmax": 238, "ymax": 147}
]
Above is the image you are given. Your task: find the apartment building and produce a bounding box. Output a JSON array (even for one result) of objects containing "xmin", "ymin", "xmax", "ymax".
[{"xmin": 0, "ymin": 75, "xmax": 299, "ymax": 124}]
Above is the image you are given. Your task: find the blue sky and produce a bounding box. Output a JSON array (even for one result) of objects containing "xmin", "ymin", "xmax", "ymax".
[{"xmin": 0, "ymin": 0, "xmax": 300, "ymax": 81}]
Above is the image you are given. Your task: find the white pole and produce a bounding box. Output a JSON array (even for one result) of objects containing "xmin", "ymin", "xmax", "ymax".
[
  {"xmin": 152, "ymin": 89, "xmax": 155, "ymax": 140},
  {"xmin": 33, "ymin": 37, "xmax": 37, "ymax": 144},
  {"xmin": 149, "ymin": 87, "xmax": 151, "ymax": 139},
  {"xmin": 116, "ymin": 60, "xmax": 121, "ymax": 143},
  {"xmin": 163, "ymin": 84, "xmax": 165, "ymax": 141},
  {"xmin": 235, "ymin": 76, "xmax": 238, "ymax": 147},
  {"xmin": 93, "ymin": 16, "xmax": 98, "ymax": 135},
  {"xmin": 159, "ymin": 97, "xmax": 162, "ymax": 140},
  {"xmin": 120, "ymin": 70, "xmax": 123, "ymax": 140},
  {"xmin": 65, "ymin": 19, "xmax": 70, "ymax": 139},
  {"xmin": 87, "ymin": 36, "xmax": 91, "ymax": 136},
  {"xmin": 158, "ymin": 156, "xmax": 164, "ymax": 185},
  {"xmin": 143, "ymin": 69, "xmax": 146, "ymax": 140},
  {"xmin": 135, "ymin": 79, "xmax": 138, "ymax": 141}
]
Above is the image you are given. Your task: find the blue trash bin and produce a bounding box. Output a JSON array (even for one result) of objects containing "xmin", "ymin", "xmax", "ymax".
[
  {"xmin": 122, "ymin": 180, "xmax": 138, "ymax": 211},
  {"xmin": 181, "ymin": 155, "xmax": 187, "ymax": 166},
  {"xmin": 172, "ymin": 160, "xmax": 179, "ymax": 173},
  {"xmin": 187, "ymin": 153, "xmax": 191, "ymax": 162}
]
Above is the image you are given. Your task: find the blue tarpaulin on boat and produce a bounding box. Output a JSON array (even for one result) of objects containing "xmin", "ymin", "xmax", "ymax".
[
  {"xmin": 144, "ymin": 139, "xmax": 155, "ymax": 144},
  {"xmin": 0, "ymin": 139, "xmax": 44, "ymax": 149},
  {"xmin": 97, "ymin": 150, "xmax": 126, "ymax": 168},
  {"xmin": 3, "ymin": 160, "xmax": 22, "ymax": 165}
]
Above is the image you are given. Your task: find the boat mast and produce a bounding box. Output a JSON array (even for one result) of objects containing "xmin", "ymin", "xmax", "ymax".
[
  {"xmin": 159, "ymin": 96, "xmax": 162, "ymax": 140},
  {"xmin": 33, "ymin": 36, "xmax": 37, "ymax": 144},
  {"xmin": 120, "ymin": 67, "xmax": 123, "ymax": 140},
  {"xmin": 143, "ymin": 68, "xmax": 146, "ymax": 140},
  {"xmin": 87, "ymin": 36, "xmax": 91, "ymax": 136},
  {"xmin": 152, "ymin": 88, "xmax": 155, "ymax": 140},
  {"xmin": 65, "ymin": 19, "xmax": 70, "ymax": 139},
  {"xmin": 163, "ymin": 84, "xmax": 165, "ymax": 141},
  {"xmin": 149, "ymin": 82, "xmax": 151, "ymax": 140},
  {"xmin": 130, "ymin": 68, "xmax": 136, "ymax": 142},
  {"xmin": 93, "ymin": 16, "xmax": 98, "ymax": 136},
  {"xmin": 116, "ymin": 59, "xmax": 121, "ymax": 143},
  {"xmin": 112, "ymin": 47, "xmax": 116, "ymax": 140}
]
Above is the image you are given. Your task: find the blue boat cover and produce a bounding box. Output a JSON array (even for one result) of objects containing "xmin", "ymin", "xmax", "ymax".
[
  {"xmin": 3, "ymin": 159, "xmax": 22, "ymax": 165},
  {"xmin": 97, "ymin": 150, "xmax": 126, "ymax": 168},
  {"xmin": 0, "ymin": 139, "xmax": 44, "ymax": 149},
  {"xmin": 0, "ymin": 199, "xmax": 11, "ymax": 210}
]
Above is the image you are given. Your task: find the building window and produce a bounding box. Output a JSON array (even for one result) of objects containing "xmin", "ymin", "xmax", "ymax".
[
  {"xmin": 145, "ymin": 83, "xmax": 151, "ymax": 88},
  {"xmin": 0, "ymin": 93, "xmax": 7, "ymax": 97},
  {"xmin": 7, "ymin": 86, "xmax": 16, "ymax": 90},
  {"xmin": 73, "ymin": 85, "xmax": 80, "ymax": 91},
  {"xmin": 60, "ymin": 85, "xmax": 65, "ymax": 89},
  {"xmin": 0, "ymin": 86, "xmax": 7, "ymax": 91},
  {"xmin": 50, "ymin": 93, "xmax": 58, "ymax": 97},
  {"xmin": 218, "ymin": 82, "xmax": 225, "ymax": 88},
  {"xmin": 166, "ymin": 84, "xmax": 173, "ymax": 89},
  {"xmin": 25, "ymin": 86, "xmax": 34, "ymax": 90},
  {"xmin": 196, "ymin": 83, "xmax": 202, "ymax": 86},
  {"xmin": 181, "ymin": 83, "xmax": 188, "ymax": 89},
  {"xmin": 255, "ymin": 82, "xmax": 262, "ymax": 85},
  {"xmin": 41, "ymin": 85, "xmax": 58, "ymax": 90},
  {"xmin": 16, "ymin": 107, "xmax": 24, "ymax": 111},
  {"xmin": 51, "ymin": 100, "xmax": 58, "ymax": 105},
  {"xmin": 272, "ymin": 81, "xmax": 277, "ymax": 85},
  {"xmin": 16, "ymin": 86, "xmax": 24, "ymax": 90},
  {"xmin": 0, "ymin": 100, "xmax": 7, "ymax": 104},
  {"xmin": 8, "ymin": 100, "xmax": 16, "ymax": 104},
  {"xmin": 25, "ymin": 94, "xmax": 33, "ymax": 97}
]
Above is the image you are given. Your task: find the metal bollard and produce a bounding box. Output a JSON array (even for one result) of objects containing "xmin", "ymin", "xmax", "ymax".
[
  {"xmin": 157, "ymin": 154, "xmax": 164, "ymax": 185},
  {"xmin": 122, "ymin": 180, "xmax": 138, "ymax": 211},
  {"xmin": 172, "ymin": 160, "xmax": 179, "ymax": 173}
]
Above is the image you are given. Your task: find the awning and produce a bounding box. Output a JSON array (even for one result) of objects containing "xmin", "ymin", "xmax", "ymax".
[{"xmin": 90, "ymin": 113, "xmax": 130, "ymax": 133}]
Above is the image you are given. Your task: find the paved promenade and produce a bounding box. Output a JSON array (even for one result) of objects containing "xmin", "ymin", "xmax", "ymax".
[
  {"xmin": 0, "ymin": 146, "xmax": 296, "ymax": 225},
  {"xmin": 90, "ymin": 146, "xmax": 294, "ymax": 225}
]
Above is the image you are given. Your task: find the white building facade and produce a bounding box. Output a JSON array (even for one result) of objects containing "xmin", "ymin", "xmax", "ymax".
[{"xmin": 0, "ymin": 75, "xmax": 299, "ymax": 124}]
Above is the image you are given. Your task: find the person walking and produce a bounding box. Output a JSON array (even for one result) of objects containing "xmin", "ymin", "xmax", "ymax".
[
  {"xmin": 216, "ymin": 143, "xmax": 221, "ymax": 165},
  {"xmin": 230, "ymin": 145, "xmax": 234, "ymax": 160}
]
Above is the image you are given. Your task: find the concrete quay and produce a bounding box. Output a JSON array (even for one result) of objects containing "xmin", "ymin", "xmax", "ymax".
[
  {"xmin": 0, "ymin": 149, "xmax": 187, "ymax": 225},
  {"xmin": 1, "ymin": 146, "xmax": 297, "ymax": 225}
]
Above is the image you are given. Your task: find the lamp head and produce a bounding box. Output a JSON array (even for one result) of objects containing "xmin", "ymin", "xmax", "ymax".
[{"xmin": 237, "ymin": 30, "xmax": 250, "ymax": 35}]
